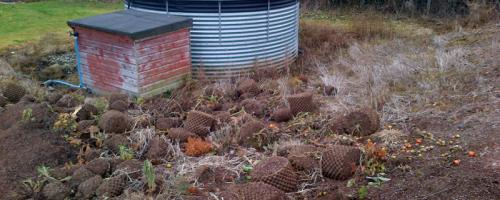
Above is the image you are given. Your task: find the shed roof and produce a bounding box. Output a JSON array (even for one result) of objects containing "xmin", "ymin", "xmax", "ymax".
[{"xmin": 68, "ymin": 10, "xmax": 192, "ymax": 40}]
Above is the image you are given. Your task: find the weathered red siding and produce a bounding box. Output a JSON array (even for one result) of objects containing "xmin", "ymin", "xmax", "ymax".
[{"xmin": 74, "ymin": 27, "xmax": 191, "ymax": 97}]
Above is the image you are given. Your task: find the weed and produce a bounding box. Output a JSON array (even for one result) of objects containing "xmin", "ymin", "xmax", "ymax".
[
  {"xmin": 95, "ymin": 132, "xmax": 107, "ymax": 148},
  {"xmin": 22, "ymin": 108, "xmax": 34, "ymax": 123},
  {"xmin": 53, "ymin": 113, "xmax": 77, "ymax": 133},
  {"xmin": 143, "ymin": 160, "xmax": 156, "ymax": 193},
  {"xmin": 206, "ymin": 95, "xmax": 220, "ymax": 103},
  {"xmin": 70, "ymin": 93, "xmax": 85, "ymax": 104},
  {"xmin": 36, "ymin": 165, "xmax": 52, "ymax": 180},
  {"xmin": 119, "ymin": 144, "xmax": 134, "ymax": 160},
  {"xmin": 162, "ymin": 90, "xmax": 172, "ymax": 98},
  {"xmin": 92, "ymin": 97, "xmax": 108, "ymax": 116},
  {"xmin": 358, "ymin": 185, "xmax": 368, "ymax": 199},
  {"xmin": 364, "ymin": 158, "xmax": 386, "ymax": 176},
  {"xmin": 133, "ymin": 97, "xmax": 145, "ymax": 107},
  {"xmin": 22, "ymin": 178, "xmax": 44, "ymax": 194}
]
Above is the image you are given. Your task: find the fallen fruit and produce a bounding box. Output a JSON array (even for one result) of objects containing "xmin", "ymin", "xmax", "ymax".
[
  {"xmin": 416, "ymin": 138, "xmax": 423, "ymax": 145},
  {"xmin": 453, "ymin": 159, "xmax": 461, "ymax": 166},
  {"xmin": 268, "ymin": 123, "xmax": 279, "ymax": 129},
  {"xmin": 467, "ymin": 151, "xmax": 476, "ymax": 157}
]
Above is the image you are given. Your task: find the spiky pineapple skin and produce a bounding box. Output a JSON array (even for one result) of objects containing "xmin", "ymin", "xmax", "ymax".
[{"xmin": 3, "ymin": 83, "xmax": 26, "ymax": 103}]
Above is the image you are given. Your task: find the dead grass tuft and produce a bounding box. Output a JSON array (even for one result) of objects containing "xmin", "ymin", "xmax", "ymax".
[
  {"xmin": 185, "ymin": 137, "xmax": 213, "ymax": 157},
  {"xmin": 462, "ymin": 2, "xmax": 499, "ymax": 28},
  {"xmin": 293, "ymin": 21, "xmax": 353, "ymax": 74},
  {"xmin": 349, "ymin": 12, "xmax": 396, "ymax": 40},
  {"xmin": 0, "ymin": 33, "xmax": 72, "ymax": 74}
]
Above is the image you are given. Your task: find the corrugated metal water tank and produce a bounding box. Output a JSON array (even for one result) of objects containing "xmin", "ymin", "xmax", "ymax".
[{"xmin": 126, "ymin": 0, "xmax": 299, "ymax": 79}]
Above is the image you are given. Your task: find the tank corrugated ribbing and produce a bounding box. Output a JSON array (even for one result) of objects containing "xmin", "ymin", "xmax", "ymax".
[{"xmin": 126, "ymin": 0, "xmax": 299, "ymax": 79}]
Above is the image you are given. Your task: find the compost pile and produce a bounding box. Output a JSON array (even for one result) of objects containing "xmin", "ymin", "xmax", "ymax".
[{"xmin": 0, "ymin": 76, "xmax": 388, "ymax": 200}]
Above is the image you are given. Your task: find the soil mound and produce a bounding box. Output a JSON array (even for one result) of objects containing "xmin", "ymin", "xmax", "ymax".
[
  {"xmin": 271, "ymin": 107, "xmax": 293, "ymax": 122},
  {"xmin": 155, "ymin": 117, "xmax": 182, "ymax": 131},
  {"xmin": 236, "ymin": 79, "xmax": 259, "ymax": 97},
  {"xmin": 286, "ymin": 145, "xmax": 321, "ymax": 171},
  {"xmin": 76, "ymin": 175, "xmax": 102, "ymax": 199},
  {"xmin": 240, "ymin": 99, "xmax": 264, "ymax": 117},
  {"xmin": 103, "ymin": 134, "xmax": 130, "ymax": 153},
  {"xmin": 76, "ymin": 103, "xmax": 98, "ymax": 121},
  {"xmin": 0, "ymin": 105, "xmax": 75, "ymax": 199},
  {"xmin": 145, "ymin": 136, "xmax": 170, "ymax": 160},
  {"xmin": 167, "ymin": 128, "xmax": 196, "ymax": 142},
  {"xmin": 238, "ymin": 120, "xmax": 265, "ymax": 147},
  {"xmin": 56, "ymin": 94, "xmax": 78, "ymax": 108},
  {"xmin": 85, "ymin": 158, "xmax": 110, "ymax": 176},
  {"xmin": 109, "ymin": 100, "xmax": 128, "ymax": 112},
  {"xmin": 330, "ymin": 108, "xmax": 380, "ymax": 136},
  {"xmin": 108, "ymin": 93, "xmax": 128, "ymax": 105},
  {"xmin": 98, "ymin": 110, "xmax": 131, "ymax": 133}
]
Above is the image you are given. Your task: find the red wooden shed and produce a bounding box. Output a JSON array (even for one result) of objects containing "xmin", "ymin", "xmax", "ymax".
[{"xmin": 68, "ymin": 10, "xmax": 192, "ymax": 97}]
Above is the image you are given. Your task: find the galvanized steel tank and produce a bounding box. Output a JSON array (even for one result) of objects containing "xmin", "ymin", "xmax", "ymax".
[{"xmin": 126, "ymin": 0, "xmax": 299, "ymax": 78}]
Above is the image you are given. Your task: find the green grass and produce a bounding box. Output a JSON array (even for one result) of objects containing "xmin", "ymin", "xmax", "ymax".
[{"xmin": 0, "ymin": 0, "xmax": 122, "ymax": 48}]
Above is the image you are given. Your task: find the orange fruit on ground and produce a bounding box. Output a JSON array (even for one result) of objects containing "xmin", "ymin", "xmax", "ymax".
[
  {"xmin": 468, "ymin": 151, "xmax": 476, "ymax": 157},
  {"xmin": 453, "ymin": 159, "xmax": 461, "ymax": 166},
  {"xmin": 415, "ymin": 138, "xmax": 423, "ymax": 145}
]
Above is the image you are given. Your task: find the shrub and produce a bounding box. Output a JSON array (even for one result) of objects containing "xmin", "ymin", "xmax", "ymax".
[{"xmin": 185, "ymin": 137, "xmax": 212, "ymax": 157}]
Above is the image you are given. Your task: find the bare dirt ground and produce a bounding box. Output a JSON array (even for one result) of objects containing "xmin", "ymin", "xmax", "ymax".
[{"xmin": 0, "ymin": 9, "xmax": 498, "ymax": 200}]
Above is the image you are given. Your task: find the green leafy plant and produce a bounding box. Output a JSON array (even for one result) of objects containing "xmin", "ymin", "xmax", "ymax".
[
  {"xmin": 206, "ymin": 95, "xmax": 220, "ymax": 103},
  {"xmin": 70, "ymin": 93, "xmax": 85, "ymax": 104},
  {"xmin": 143, "ymin": 160, "xmax": 156, "ymax": 192},
  {"xmin": 22, "ymin": 108, "xmax": 34, "ymax": 122},
  {"xmin": 358, "ymin": 186, "xmax": 368, "ymax": 199},
  {"xmin": 37, "ymin": 165, "xmax": 53, "ymax": 180},
  {"xmin": 119, "ymin": 144, "xmax": 134, "ymax": 160},
  {"xmin": 134, "ymin": 97, "xmax": 145, "ymax": 106},
  {"xmin": 162, "ymin": 90, "xmax": 172, "ymax": 98},
  {"xmin": 92, "ymin": 97, "xmax": 108, "ymax": 116}
]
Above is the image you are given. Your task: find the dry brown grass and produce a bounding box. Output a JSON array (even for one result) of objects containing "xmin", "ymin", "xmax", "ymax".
[
  {"xmin": 292, "ymin": 21, "xmax": 354, "ymax": 74},
  {"xmin": 349, "ymin": 12, "xmax": 396, "ymax": 40},
  {"xmin": 0, "ymin": 33, "xmax": 72, "ymax": 74},
  {"xmin": 185, "ymin": 137, "xmax": 213, "ymax": 157},
  {"xmin": 462, "ymin": 1, "xmax": 499, "ymax": 28}
]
